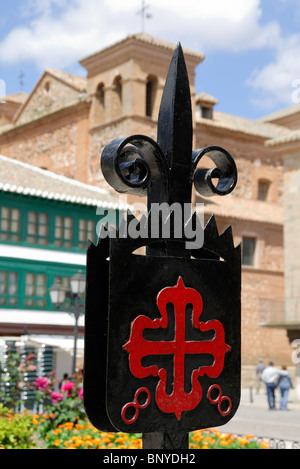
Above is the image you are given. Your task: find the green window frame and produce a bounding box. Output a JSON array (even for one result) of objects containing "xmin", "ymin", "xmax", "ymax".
[
  {"xmin": 0, "ymin": 271, "xmax": 18, "ymax": 306},
  {"xmin": 0, "ymin": 206, "xmax": 21, "ymax": 242},
  {"xmin": 24, "ymin": 273, "xmax": 47, "ymax": 308},
  {"xmin": 0, "ymin": 258, "xmax": 87, "ymax": 310},
  {"xmin": 54, "ymin": 215, "xmax": 73, "ymax": 249},
  {"xmin": 79, "ymin": 218, "xmax": 96, "ymax": 251},
  {"xmin": 26, "ymin": 211, "xmax": 49, "ymax": 246},
  {"xmin": 0, "ymin": 194, "xmax": 118, "ymax": 253}
]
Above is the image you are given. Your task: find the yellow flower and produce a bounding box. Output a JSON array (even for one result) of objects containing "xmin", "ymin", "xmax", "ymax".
[
  {"xmin": 220, "ymin": 440, "xmax": 228, "ymax": 447},
  {"xmin": 221, "ymin": 433, "xmax": 232, "ymax": 440},
  {"xmin": 201, "ymin": 445, "xmax": 209, "ymax": 449},
  {"xmin": 54, "ymin": 439, "xmax": 61, "ymax": 447},
  {"xmin": 64, "ymin": 440, "xmax": 73, "ymax": 447},
  {"xmin": 238, "ymin": 437, "xmax": 249, "ymax": 446},
  {"xmin": 92, "ymin": 438, "xmax": 102, "ymax": 446},
  {"xmin": 261, "ymin": 441, "xmax": 269, "ymax": 449},
  {"xmin": 84, "ymin": 440, "xmax": 94, "ymax": 446},
  {"xmin": 204, "ymin": 437, "xmax": 215, "ymax": 445},
  {"xmin": 65, "ymin": 422, "xmax": 74, "ymax": 428},
  {"xmin": 189, "ymin": 443, "xmax": 199, "ymax": 449},
  {"xmin": 32, "ymin": 419, "xmax": 39, "ymax": 425}
]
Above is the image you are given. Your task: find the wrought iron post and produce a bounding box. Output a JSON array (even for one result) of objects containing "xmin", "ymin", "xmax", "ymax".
[{"xmin": 84, "ymin": 43, "xmax": 241, "ymax": 450}]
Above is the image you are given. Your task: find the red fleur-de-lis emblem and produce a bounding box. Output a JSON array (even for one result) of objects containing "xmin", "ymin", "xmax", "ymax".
[{"xmin": 123, "ymin": 277, "xmax": 231, "ymax": 420}]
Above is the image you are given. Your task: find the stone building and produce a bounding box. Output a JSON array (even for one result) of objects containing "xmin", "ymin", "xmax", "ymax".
[{"xmin": 1, "ymin": 33, "xmax": 300, "ymax": 387}]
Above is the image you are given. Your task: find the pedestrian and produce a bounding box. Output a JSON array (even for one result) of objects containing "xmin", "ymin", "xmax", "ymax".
[
  {"xmin": 278, "ymin": 366, "xmax": 293, "ymax": 410},
  {"xmin": 255, "ymin": 358, "xmax": 265, "ymax": 394},
  {"xmin": 261, "ymin": 362, "xmax": 283, "ymax": 409}
]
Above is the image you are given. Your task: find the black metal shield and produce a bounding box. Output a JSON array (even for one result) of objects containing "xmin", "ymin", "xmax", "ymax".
[{"xmin": 84, "ymin": 215, "xmax": 241, "ymax": 444}]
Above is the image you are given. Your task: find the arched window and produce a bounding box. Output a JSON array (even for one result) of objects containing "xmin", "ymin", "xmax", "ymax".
[
  {"xmin": 96, "ymin": 83, "xmax": 105, "ymax": 107},
  {"xmin": 44, "ymin": 81, "xmax": 51, "ymax": 93},
  {"xmin": 111, "ymin": 75, "xmax": 122, "ymax": 119},
  {"xmin": 146, "ymin": 75, "xmax": 158, "ymax": 118},
  {"xmin": 114, "ymin": 76, "xmax": 122, "ymax": 105}
]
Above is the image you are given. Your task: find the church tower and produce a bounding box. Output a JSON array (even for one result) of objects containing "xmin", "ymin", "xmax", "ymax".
[{"xmin": 80, "ymin": 33, "xmax": 204, "ymax": 129}]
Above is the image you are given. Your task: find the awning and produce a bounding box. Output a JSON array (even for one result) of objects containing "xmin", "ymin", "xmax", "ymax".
[{"xmin": 27, "ymin": 336, "xmax": 85, "ymax": 356}]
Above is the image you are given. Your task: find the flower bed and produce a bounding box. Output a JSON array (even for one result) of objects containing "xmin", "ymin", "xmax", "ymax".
[
  {"xmin": 0, "ymin": 408, "xmax": 269, "ymax": 449},
  {"xmin": 29, "ymin": 418, "xmax": 268, "ymax": 449},
  {"xmin": 0, "ymin": 350, "xmax": 269, "ymax": 449},
  {"xmin": 189, "ymin": 429, "xmax": 269, "ymax": 449}
]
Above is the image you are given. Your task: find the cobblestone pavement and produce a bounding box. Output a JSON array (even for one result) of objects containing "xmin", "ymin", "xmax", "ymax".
[{"xmin": 215, "ymin": 388, "xmax": 300, "ymax": 447}]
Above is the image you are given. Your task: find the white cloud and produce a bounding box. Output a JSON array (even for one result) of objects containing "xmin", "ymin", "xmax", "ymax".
[
  {"xmin": 248, "ymin": 34, "xmax": 300, "ymax": 110},
  {"xmin": 0, "ymin": 0, "xmax": 282, "ymax": 70},
  {"xmin": 1, "ymin": 0, "xmax": 298, "ymax": 112}
]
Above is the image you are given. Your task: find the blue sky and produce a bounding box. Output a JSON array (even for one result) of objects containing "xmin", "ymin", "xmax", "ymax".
[{"xmin": 1, "ymin": 0, "xmax": 300, "ymax": 119}]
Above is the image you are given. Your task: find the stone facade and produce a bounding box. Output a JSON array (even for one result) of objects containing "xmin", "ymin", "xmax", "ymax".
[{"xmin": 1, "ymin": 33, "xmax": 299, "ymax": 386}]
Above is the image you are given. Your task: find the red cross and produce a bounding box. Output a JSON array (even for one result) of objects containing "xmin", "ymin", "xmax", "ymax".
[{"xmin": 123, "ymin": 277, "xmax": 231, "ymax": 420}]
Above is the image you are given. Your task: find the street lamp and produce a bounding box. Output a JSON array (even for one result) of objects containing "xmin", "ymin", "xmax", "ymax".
[{"xmin": 49, "ymin": 271, "xmax": 86, "ymax": 375}]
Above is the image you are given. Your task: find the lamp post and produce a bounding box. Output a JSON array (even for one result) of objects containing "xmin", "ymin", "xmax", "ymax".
[{"xmin": 49, "ymin": 271, "xmax": 85, "ymax": 375}]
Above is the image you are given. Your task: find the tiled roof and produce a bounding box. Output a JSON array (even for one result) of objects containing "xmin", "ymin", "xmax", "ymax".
[
  {"xmin": 80, "ymin": 33, "xmax": 205, "ymax": 65},
  {"xmin": 196, "ymin": 92, "xmax": 219, "ymax": 105},
  {"xmin": 45, "ymin": 69, "xmax": 87, "ymax": 92},
  {"xmin": 196, "ymin": 111, "xmax": 293, "ymax": 140},
  {"xmin": 258, "ymin": 103, "xmax": 300, "ymax": 123},
  {"xmin": 0, "ymin": 154, "xmax": 123, "ymax": 209},
  {"xmin": 265, "ymin": 130, "xmax": 300, "ymax": 147},
  {"xmin": 4, "ymin": 92, "xmax": 28, "ymax": 104},
  {"xmin": 198, "ymin": 194, "xmax": 283, "ymax": 226},
  {"xmin": 129, "ymin": 33, "xmax": 205, "ymax": 60}
]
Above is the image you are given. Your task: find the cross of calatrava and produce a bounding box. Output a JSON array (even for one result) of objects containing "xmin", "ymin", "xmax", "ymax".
[{"xmin": 123, "ymin": 276, "xmax": 231, "ymax": 420}]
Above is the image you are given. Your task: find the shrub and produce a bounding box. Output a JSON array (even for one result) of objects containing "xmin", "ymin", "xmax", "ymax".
[
  {"xmin": 33, "ymin": 371, "xmax": 86, "ymax": 438},
  {"xmin": 0, "ymin": 406, "xmax": 37, "ymax": 449}
]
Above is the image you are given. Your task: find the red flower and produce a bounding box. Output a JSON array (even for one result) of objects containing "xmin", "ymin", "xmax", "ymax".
[
  {"xmin": 34, "ymin": 377, "xmax": 50, "ymax": 391},
  {"xmin": 61, "ymin": 381, "xmax": 75, "ymax": 396},
  {"xmin": 50, "ymin": 392, "xmax": 64, "ymax": 403}
]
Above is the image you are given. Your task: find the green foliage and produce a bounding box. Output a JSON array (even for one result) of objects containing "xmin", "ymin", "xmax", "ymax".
[{"xmin": 0, "ymin": 411, "xmax": 37, "ymax": 449}]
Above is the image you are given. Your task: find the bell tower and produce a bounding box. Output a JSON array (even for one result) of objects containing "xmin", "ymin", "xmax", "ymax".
[{"xmin": 79, "ymin": 33, "xmax": 204, "ymax": 128}]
